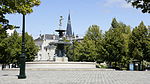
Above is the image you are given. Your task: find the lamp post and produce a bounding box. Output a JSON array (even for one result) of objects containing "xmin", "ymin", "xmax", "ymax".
[{"xmin": 18, "ymin": 14, "xmax": 26, "ymax": 79}]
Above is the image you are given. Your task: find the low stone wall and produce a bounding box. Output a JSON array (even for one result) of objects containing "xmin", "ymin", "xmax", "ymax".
[
  {"xmin": 54, "ymin": 57, "xmax": 68, "ymax": 62},
  {"xmin": 26, "ymin": 62, "xmax": 96, "ymax": 69}
]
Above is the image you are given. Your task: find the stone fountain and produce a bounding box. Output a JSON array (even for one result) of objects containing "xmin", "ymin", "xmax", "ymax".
[
  {"xmin": 51, "ymin": 16, "xmax": 71, "ymax": 62},
  {"xmin": 53, "ymin": 29, "xmax": 71, "ymax": 62},
  {"xmin": 22, "ymin": 16, "xmax": 96, "ymax": 69}
]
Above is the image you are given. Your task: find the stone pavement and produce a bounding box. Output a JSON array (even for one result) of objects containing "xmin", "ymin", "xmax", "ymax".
[{"xmin": 0, "ymin": 70, "xmax": 150, "ymax": 84}]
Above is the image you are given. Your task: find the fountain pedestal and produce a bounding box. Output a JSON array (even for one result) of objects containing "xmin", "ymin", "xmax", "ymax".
[{"xmin": 54, "ymin": 57, "xmax": 68, "ymax": 62}]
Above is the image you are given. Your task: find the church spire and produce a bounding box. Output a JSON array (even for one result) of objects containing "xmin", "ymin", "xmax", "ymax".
[{"xmin": 66, "ymin": 12, "xmax": 72, "ymax": 37}]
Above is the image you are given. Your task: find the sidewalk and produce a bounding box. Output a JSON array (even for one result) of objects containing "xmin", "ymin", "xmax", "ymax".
[
  {"xmin": 0, "ymin": 70, "xmax": 150, "ymax": 84},
  {"xmin": 2, "ymin": 68, "xmax": 115, "ymax": 71}
]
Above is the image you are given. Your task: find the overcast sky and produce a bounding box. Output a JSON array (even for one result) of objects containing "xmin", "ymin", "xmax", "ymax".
[{"xmin": 6, "ymin": 0, "xmax": 150, "ymax": 38}]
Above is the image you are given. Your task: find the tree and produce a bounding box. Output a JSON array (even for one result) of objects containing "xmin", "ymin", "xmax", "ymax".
[
  {"xmin": 66, "ymin": 25, "xmax": 104, "ymax": 62},
  {"xmin": 0, "ymin": 0, "xmax": 41, "ymax": 14},
  {"xmin": 83, "ymin": 25, "xmax": 104, "ymax": 62},
  {"xmin": 103, "ymin": 29, "xmax": 124, "ymax": 67},
  {"xmin": 0, "ymin": 0, "xmax": 41, "ymax": 39},
  {"xmin": 111, "ymin": 18, "xmax": 120, "ymax": 29},
  {"xmin": 0, "ymin": 31, "xmax": 39, "ymax": 64},
  {"xmin": 0, "ymin": 0, "xmax": 41, "ymax": 65},
  {"xmin": 0, "ymin": 31, "xmax": 21, "ymax": 64},
  {"xmin": 25, "ymin": 32, "xmax": 39, "ymax": 61},
  {"xmin": 0, "ymin": 0, "xmax": 41, "ymax": 32},
  {"xmin": 103, "ymin": 18, "xmax": 131, "ymax": 69},
  {"xmin": 129, "ymin": 22, "xmax": 150, "ymax": 62},
  {"xmin": 66, "ymin": 40, "xmax": 82, "ymax": 61},
  {"xmin": 126, "ymin": 0, "xmax": 150, "ymax": 13}
]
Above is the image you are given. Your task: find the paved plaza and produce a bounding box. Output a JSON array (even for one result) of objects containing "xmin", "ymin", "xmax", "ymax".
[{"xmin": 0, "ymin": 70, "xmax": 150, "ymax": 84}]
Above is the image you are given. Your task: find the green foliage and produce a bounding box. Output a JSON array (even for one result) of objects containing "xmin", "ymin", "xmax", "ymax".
[
  {"xmin": 66, "ymin": 25, "xmax": 104, "ymax": 62},
  {"xmin": 0, "ymin": 0, "xmax": 41, "ymax": 14},
  {"xmin": 0, "ymin": 0, "xmax": 41, "ymax": 35},
  {"xmin": 126, "ymin": 0, "xmax": 150, "ymax": 13},
  {"xmin": 0, "ymin": 31, "xmax": 21, "ymax": 64},
  {"xmin": 111, "ymin": 18, "xmax": 120, "ymax": 28},
  {"xmin": 0, "ymin": 0, "xmax": 41, "ymax": 64},
  {"xmin": 25, "ymin": 32, "xmax": 39, "ymax": 61},
  {"xmin": 66, "ymin": 18, "xmax": 149, "ymax": 70},
  {"xmin": 103, "ymin": 18, "xmax": 131, "ymax": 68},
  {"xmin": 0, "ymin": 31, "xmax": 39, "ymax": 64},
  {"xmin": 0, "ymin": 0, "xmax": 41, "ymax": 45},
  {"xmin": 66, "ymin": 40, "xmax": 81, "ymax": 61},
  {"xmin": 129, "ymin": 22, "xmax": 150, "ymax": 61},
  {"xmin": 78, "ymin": 25, "xmax": 103, "ymax": 62}
]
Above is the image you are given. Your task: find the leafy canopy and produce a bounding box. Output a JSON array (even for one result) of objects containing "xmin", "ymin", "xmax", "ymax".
[
  {"xmin": 126, "ymin": 0, "xmax": 150, "ymax": 13},
  {"xmin": 0, "ymin": 0, "xmax": 41, "ymax": 14},
  {"xmin": 0, "ymin": 31, "xmax": 39, "ymax": 64},
  {"xmin": 129, "ymin": 22, "xmax": 150, "ymax": 61}
]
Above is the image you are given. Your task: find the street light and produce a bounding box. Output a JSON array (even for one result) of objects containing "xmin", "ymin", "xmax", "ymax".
[{"xmin": 18, "ymin": 14, "xmax": 26, "ymax": 79}]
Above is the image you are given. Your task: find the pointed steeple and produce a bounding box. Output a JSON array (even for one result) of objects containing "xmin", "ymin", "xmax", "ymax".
[{"xmin": 66, "ymin": 12, "xmax": 72, "ymax": 37}]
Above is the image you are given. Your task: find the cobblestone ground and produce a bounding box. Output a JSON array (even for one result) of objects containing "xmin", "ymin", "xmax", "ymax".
[{"xmin": 0, "ymin": 70, "xmax": 150, "ymax": 84}]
